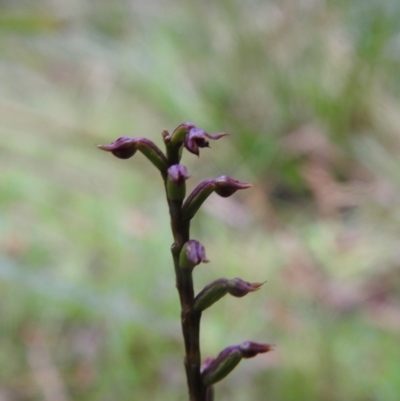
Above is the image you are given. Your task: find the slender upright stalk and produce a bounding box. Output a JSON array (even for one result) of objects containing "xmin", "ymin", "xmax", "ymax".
[
  {"xmin": 98, "ymin": 123, "xmax": 272, "ymax": 401},
  {"xmin": 165, "ymin": 183, "xmax": 207, "ymax": 401}
]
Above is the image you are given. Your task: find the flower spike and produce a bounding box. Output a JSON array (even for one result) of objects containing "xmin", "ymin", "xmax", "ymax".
[{"xmin": 98, "ymin": 122, "xmax": 271, "ymax": 398}]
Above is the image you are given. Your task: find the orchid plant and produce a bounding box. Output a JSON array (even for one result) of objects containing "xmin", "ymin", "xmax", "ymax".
[{"xmin": 98, "ymin": 123, "xmax": 272, "ymax": 401}]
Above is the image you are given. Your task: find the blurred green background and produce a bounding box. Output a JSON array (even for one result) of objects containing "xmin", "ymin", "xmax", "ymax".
[{"xmin": 1, "ymin": 0, "xmax": 400, "ymax": 400}]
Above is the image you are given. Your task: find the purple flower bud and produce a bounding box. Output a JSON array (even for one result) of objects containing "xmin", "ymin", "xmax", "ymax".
[
  {"xmin": 97, "ymin": 136, "xmax": 137, "ymax": 159},
  {"xmin": 98, "ymin": 137, "xmax": 168, "ymax": 172},
  {"xmin": 186, "ymin": 240, "xmax": 209, "ymax": 265},
  {"xmin": 214, "ymin": 176, "xmax": 252, "ymax": 197},
  {"xmin": 227, "ymin": 278, "xmax": 266, "ymax": 297},
  {"xmin": 201, "ymin": 341, "xmax": 273, "ymax": 386},
  {"xmin": 238, "ymin": 341, "xmax": 274, "ymax": 358},
  {"xmin": 184, "ymin": 127, "xmax": 229, "ymax": 156},
  {"xmin": 167, "ymin": 164, "xmax": 189, "ymax": 187},
  {"xmin": 179, "ymin": 240, "xmax": 209, "ymax": 270},
  {"xmin": 182, "ymin": 176, "xmax": 251, "ymax": 221}
]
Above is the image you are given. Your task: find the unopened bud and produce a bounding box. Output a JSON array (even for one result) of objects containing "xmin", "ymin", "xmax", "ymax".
[
  {"xmin": 98, "ymin": 137, "xmax": 168, "ymax": 172},
  {"xmin": 238, "ymin": 341, "xmax": 273, "ymax": 358},
  {"xmin": 167, "ymin": 164, "xmax": 189, "ymax": 200},
  {"xmin": 227, "ymin": 278, "xmax": 265, "ymax": 297},
  {"xmin": 179, "ymin": 240, "xmax": 208, "ymax": 270},
  {"xmin": 182, "ymin": 176, "xmax": 251, "ymax": 221},
  {"xmin": 214, "ymin": 176, "xmax": 252, "ymax": 197},
  {"xmin": 97, "ymin": 136, "xmax": 137, "ymax": 159},
  {"xmin": 193, "ymin": 279, "xmax": 229, "ymax": 311},
  {"xmin": 201, "ymin": 346, "xmax": 242, "ymax": 386},
  {"xmin": 201, "ymin": 341, "xmax": 273, "ymax": 386}
]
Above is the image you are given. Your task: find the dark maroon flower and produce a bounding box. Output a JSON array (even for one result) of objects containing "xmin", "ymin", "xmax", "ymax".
[
  {"xmin": 184, "ymin": 127, "xmax": 229, "ymax": 156},
  {"xmin": 97, "ymin": 136, "xmax": 137, "ymax": 159}
]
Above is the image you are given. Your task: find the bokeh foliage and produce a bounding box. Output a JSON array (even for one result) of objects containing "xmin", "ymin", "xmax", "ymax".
[{"xmin": 1, "ymin": 0, "xmax": 400, "ymax": 400}]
